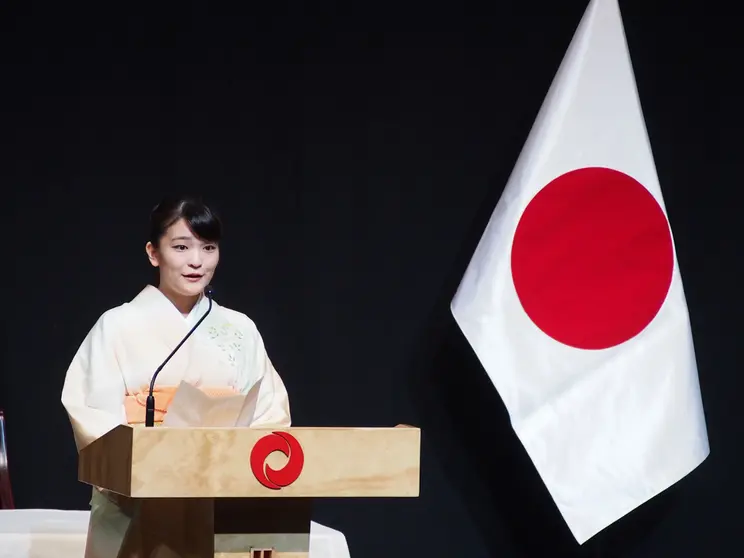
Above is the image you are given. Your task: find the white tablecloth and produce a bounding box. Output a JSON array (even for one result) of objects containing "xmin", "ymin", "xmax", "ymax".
[{"xmin": 0, "ymin": 509, "xmax": 350, "ymax": 558}]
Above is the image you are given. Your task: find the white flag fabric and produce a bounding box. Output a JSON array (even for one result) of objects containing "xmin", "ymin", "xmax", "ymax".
[{"xmin": 450, "ymin": 0, "xmax": 709, "ymax": 544}]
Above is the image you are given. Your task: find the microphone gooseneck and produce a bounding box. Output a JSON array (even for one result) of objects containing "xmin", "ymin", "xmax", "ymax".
[{"xmin": 145, "ymin": 286, "xmax": 214, "ymax": 427}]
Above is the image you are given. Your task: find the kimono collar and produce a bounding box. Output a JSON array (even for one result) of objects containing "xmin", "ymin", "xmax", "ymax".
[{"xmin": 134, "ymin": 285, "xmax": 213, "ymax": 325}]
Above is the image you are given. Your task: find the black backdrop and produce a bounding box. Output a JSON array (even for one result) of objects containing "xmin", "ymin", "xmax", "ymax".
[{"xmin": 1, "ymin": 1, "xmax": 741, "ymax": 557}]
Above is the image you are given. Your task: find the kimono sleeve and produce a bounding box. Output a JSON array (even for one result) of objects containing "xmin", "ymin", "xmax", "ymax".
[
  {"xmin": 241, "ymin": 318, "xmax": 292, "ymax": 428},
  {"xmin": 61, "ymin": 310, "xmax": 128, "ymax": 452}
]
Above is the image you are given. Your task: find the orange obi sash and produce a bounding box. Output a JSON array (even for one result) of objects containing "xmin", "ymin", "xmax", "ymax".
[{"xmin": 124, "ymin": 385, "xmax": 239, "ymax": 425}]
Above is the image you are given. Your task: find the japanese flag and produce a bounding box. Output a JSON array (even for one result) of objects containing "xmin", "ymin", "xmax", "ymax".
[{"xmin": 450, "ymin": 0, "xmax": 709, "ymax": 544}]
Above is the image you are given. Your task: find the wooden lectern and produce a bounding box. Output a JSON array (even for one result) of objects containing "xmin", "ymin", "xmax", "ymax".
[{"xmin": 78, "ymin": 425, "xmax": 420, "ymax": 557}]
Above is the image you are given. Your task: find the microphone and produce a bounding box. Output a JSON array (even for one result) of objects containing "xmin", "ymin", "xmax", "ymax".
[{"xmin": 145, "ymin": 286, "xmax": 215, "ymax": 427}]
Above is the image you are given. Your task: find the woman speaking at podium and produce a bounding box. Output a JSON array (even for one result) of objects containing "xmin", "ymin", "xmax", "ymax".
[{"xmin": 60, "ymin": 196, "xmax": 292, "ymax": 557}]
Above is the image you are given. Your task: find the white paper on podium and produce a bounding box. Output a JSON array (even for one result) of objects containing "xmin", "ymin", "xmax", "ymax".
[{"xmin": 162, "ymin": 379, "xmax": 263, "ymax": 427}]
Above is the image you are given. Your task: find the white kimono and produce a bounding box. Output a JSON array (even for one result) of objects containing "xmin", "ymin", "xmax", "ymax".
[{"xmin": 61, "ymin": 285, "xmax": 292, "ymax": 557}]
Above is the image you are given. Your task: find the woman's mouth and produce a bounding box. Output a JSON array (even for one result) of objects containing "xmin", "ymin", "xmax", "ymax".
[{"xmin": 183, "ymin": 274, "xmax": 204, "ymax": 282}]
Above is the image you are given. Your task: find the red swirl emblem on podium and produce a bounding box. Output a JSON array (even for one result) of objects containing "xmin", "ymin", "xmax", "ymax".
[{"xmin": 250, "ymin": 431, "xmax": 305, "ymax": 490}]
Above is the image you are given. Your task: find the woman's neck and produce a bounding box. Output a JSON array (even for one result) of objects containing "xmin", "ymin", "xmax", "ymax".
[{"xmin": 157, "ymin": 284, "xmax": 200, "ymax": 316}]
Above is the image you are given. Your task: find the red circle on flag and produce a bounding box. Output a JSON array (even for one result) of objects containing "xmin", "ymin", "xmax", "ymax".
[{"xmin": 510, "ymin": 167, "xmax": 674, "ymax": 350}]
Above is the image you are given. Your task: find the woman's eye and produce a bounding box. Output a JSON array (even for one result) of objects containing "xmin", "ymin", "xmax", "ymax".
[
  {"xmin": 204, "ymin": 245, "xmax": 217, "ymax": 252},
  {"xmin": 173, "ymin": 245, "xmax": 188, "ymax": 251}
]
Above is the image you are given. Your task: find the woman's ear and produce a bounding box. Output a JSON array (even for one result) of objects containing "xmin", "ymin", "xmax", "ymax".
[{"xmin": 145, "ymin": 242, "xmax": 159, "ymax": 267}]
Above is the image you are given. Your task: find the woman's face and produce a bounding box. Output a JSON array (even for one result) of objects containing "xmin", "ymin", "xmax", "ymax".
[{"xmin": 145, "ymin": 218, "xmax": 220, "ymax": 299}]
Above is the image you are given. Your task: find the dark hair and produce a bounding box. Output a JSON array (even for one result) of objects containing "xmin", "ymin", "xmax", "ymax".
[{"xmin": 149, "ymin": 196, "xmax": 222, "ymax": 246}]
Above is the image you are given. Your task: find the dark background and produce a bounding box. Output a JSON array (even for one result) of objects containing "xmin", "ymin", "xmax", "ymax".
[{"xmin": 1, "ymin": 0, "xmax": 739, "ymax": 557}]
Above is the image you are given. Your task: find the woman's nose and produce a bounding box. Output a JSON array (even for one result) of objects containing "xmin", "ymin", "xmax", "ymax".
[{"xmin": 188, "ymin": 252, "xmax": 203, "ymax": 267}]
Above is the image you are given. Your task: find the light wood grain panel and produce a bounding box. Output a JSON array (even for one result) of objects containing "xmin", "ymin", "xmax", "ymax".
[
  {"xmin": 78, "ymin": 425, "xmax": 133, "ymax": 496},
  {"xmin": 78, "ymin": 425, "xmax": 420, "ymax": 497},
  {"xmin": 126, "ymin": 426, "xmax": 419, "ymax": 498}
]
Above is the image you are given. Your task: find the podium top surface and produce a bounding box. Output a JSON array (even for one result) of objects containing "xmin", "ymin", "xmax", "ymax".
[{"xmin": 79, "ymin": 425, "xmax": 420, "ymax": 499}]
